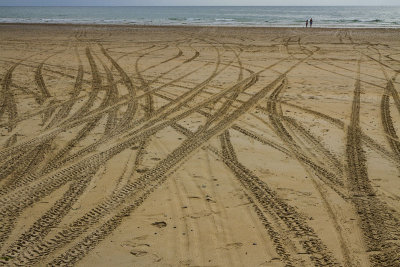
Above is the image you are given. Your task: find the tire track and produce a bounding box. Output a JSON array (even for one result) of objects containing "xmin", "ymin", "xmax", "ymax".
[
  {"xmin": 134, "ymin": 44, "xmax": 178, "ymax": 119},
  {"xmin": 256, "ymin": 103, "xmax": 345, "ymax": 186},
  {"xmin": 0, "ymin": 140, "xmax": 52, "ymax": 248},
  {"xmin": 263, "ymin": 51, "xmax": 353, "ymax": 264},
  {"xmin": 50, "ymin": 43, "xmax": 294, "ymax": 178},
  {"xmin": 0, "ymin": 165, "xmax": 98, "ymax": 253},
  {"xmin": 265, "ymin": 78, "xmax": 342, "ymax": 192},
  {"xmin": 51, "ymin": 40, "xmax": 225, "ymax": 169},
  {"xmin": 1, "ymin": 63, "xmax": 19, "ymax": 131},
  {"xmin": 96, "ymin": 55, "xmax": 120, "ymax": 135},
  {"xmin": 2, "ymin": 49, "xmax": 96, "ymax": 195},
  {"xmin": 0, "ymin": 41, "xmax": 213, "ymax": 162},
  {"xmin": 0, "ymin": 93, "xmax": 87, "ymax": 130},
  {"xmin": 387, "ymin": 77, "xmax": 400, "ymax": 114},
  {"xmin": 0, "ymin": 59, "xmax": 238, "ymax": 257},
  {"xmin": 41, "ymin": 46, "xmax": 113, "ymax": 173},
  {"xmin": 41, "ymin": 99, "xmax": 58, "ymax": 126},
  {"xmin": 283, "ymin": 116, "xmax": 344, "ymax": 180},
  {"xmin": 231, "ymin": 125, "xmax": 292, "ymax": 156},
  {"xmin": 3, "ymin": 18, "xmax": 67, "ymax": 135},
  {"xmin": 381, "ymin": 79, "xmax": 400, "ymax": 163},
  {"xmin": 130, "ymin": 41, "xmax": 236, "ymax": 177},
  {"xmin": 0, "ymin": 59, "xmax": 206, "ymax": 168},
  {"xmin": 42, "ymin": 116, "xmax": 102, "ymax": 174},
  {"xmin": 34, "ymin": 62, "xmax": 52, "ymax": 104},
  {"xmin": 46, "ymin": 48, "xmax": 84, "ymax": 129},
  {"xmin": 0, "ymin": 165, "xmax": 99, "ymax": 260},
  {"xmin": 33, "ymin": 46, "xmax": 75, "ymax": 126},
  {"xmin": 65, "ymin": 47, "xmax": 102, "ymax": 122},
  {"xmin": 42, "ymin": 53, "xmax": 119, "ymax": 172},
  {"xmin": 99, "ymin": 45, "xmax": 138, "ymax": 133},
  {"xmin": 42, "ymin": 71, "xmax": 286, "ymax": 266},
  {"xmin": 278, "ymin": 101, "xmax": 400, "ymax": 167},
  {"xmin": 1, "ymin": 71, "xmax": 285, "ymax": 266},
  {"xmin": 0, "ymin": 35, "xmax": 330, "ymax": 266},
  {"xmin": 3, "ymin": 133, "xmax": 17, "ymax": 148},
  {"xmin": 160, "ymin": 44, "xmax": 183, "ymax": 64},
  {"xmin": 67, "ymin": 40, "xmax": 209, "ymax": 186},
  {"xmin": 217, "ymin": 132, "xmax": 339, "ymax": 266},
  {"xmin": 0, "ymin": 41, "xmax": 284, "ymax": 174},
  {"xmin": 242, "ymin": 108, "xmax": 348, "ymax": 201},
  {"xmin": 0, "ymin": 57, "xmax": 92, "ymax": 85},
  {"xmin": 0, "ymin": 140, "xmax": 51, "ymax": 196},
  {"xmin": 153, "ymin": 138, "xmax": 209, "ymax": 266},
  {"xmin": 164, "ymin": 43, "xmax": 248, "ymax": 266},
  {"xmin": 153, "ymin": 137, "xmax": 191, "ymax": 265},
  {"xmin": 103, "ymin": 85, "xmax": 118, "ymax": 135},
  {"xmin": 201, "ymin": 44, "xmax": 251, "ymax": 130},
  {"xmin": 346, "ymin": 59, "xmax": 400, "ymax": 266},
  {"xmin": 184, "ymin": 42, "xmax": 200, "ymax": 63}
]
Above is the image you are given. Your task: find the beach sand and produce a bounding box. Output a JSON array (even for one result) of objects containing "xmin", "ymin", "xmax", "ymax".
[{"xmin": 0, "ymin": 24, "xmax": 399, "ymax": 266}]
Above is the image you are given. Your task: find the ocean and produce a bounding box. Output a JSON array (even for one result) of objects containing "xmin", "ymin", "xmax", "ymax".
[{"xmin": 0, "ymin": 6, "xmax": 399, "ymax": 28}]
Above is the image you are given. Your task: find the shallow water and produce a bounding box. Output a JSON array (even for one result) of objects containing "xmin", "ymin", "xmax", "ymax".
[{"xmin": 0, "ymin": 6, "xmax": 399, "ymax": 28}]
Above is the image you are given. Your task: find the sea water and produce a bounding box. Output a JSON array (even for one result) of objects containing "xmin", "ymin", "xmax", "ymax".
[{"xmin": 0, "ymin": 6, "xmax": 399, "ymax": 28}]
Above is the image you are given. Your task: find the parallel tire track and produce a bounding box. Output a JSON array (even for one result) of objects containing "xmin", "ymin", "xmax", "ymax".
[
  {"xmin": 381, "ymin": 80, "xmax": 400, "ymax": 163},
  {"xmin": 46, "ymin": 54, "xmax": 84, "ymax": 129},
  {"xmin": 218, "ymin": 131, "xmax": 339, "ymax": 266},
  {"xmin": 34, "ymin": 63, "xmax": 52, "ymax": 104},
  {"xmin": 346, "ymin": 60, "xmax": 400, "ymax": 266},
  {"xmin": 66, "ymin": 47, "xmax": 102, "ymax": 122},
  {"xmin": 100, "ymin": 45, "xmax": 137, "ymax": 133},
  {"xmin": 266, "ymin": 77, "xmax": 347, "ymax": 199}
]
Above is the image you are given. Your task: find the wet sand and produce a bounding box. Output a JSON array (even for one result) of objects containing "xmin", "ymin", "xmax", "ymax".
[{"xmin": 0, "ymin": 24, "xmax": 399, "ymax": 266}]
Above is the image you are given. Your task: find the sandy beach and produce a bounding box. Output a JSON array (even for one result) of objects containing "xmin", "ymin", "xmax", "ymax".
[{"xmin": 0, "ymin": 24, "xmax": 399, "ymax": 266}]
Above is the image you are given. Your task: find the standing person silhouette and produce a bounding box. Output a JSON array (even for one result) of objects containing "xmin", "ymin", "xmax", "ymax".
[
  {"xmin": 310, "ymin": 18, "xmax": 313, "ymax": 27},
  {"xmin": 306, "ymin": 19, "xmax": 308, "ymax": 28}
]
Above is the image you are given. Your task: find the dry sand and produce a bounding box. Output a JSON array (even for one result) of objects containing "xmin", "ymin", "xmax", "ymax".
[{"xmin": 0, "ymin": 24, "xmax": 399, "ymax": 266}]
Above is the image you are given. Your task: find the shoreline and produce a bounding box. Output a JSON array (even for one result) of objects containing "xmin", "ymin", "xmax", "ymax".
[
  {"xmin": 1, "ymin": 22, "xmax": 400, "ymax": 31},
  {"xmin": 1, "ymin": 6, "xmax": 399, "ymax": 30}
]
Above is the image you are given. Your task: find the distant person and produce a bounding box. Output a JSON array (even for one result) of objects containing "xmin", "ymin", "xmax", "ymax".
[
  {"xmin": 310, "ymin": 18, "xmax": 313, "ymax": 27},
  {"xmin": 306, "ymin": 19, "xmax": 309, "ymax": 28}
]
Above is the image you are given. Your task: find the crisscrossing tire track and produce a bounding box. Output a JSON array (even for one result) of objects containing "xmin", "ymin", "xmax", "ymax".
[{"xmin": 1, "ymin": 26, "xmax": 400, "ymax": 267}]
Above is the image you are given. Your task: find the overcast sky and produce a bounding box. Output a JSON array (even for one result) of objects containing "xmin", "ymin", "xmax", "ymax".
[{"xmin": 0, "ymin": 0, "xmax": 398, "ymax": 6}]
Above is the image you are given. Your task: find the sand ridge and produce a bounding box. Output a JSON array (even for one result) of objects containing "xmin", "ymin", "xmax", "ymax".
[{"xmin": 0, "ymin": 24, "xmax": 399, "ymax": 266}]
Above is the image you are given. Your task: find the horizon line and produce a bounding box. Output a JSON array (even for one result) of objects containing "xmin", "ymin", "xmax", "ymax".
[{"xmin": 1, "ymin": 5, "xmax": 400, "ymax": 7}]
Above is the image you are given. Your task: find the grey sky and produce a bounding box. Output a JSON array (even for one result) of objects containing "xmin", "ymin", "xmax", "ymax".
[{"xmin": 0, "ymin": 0, "xmax": 398, "ymax": 6}]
